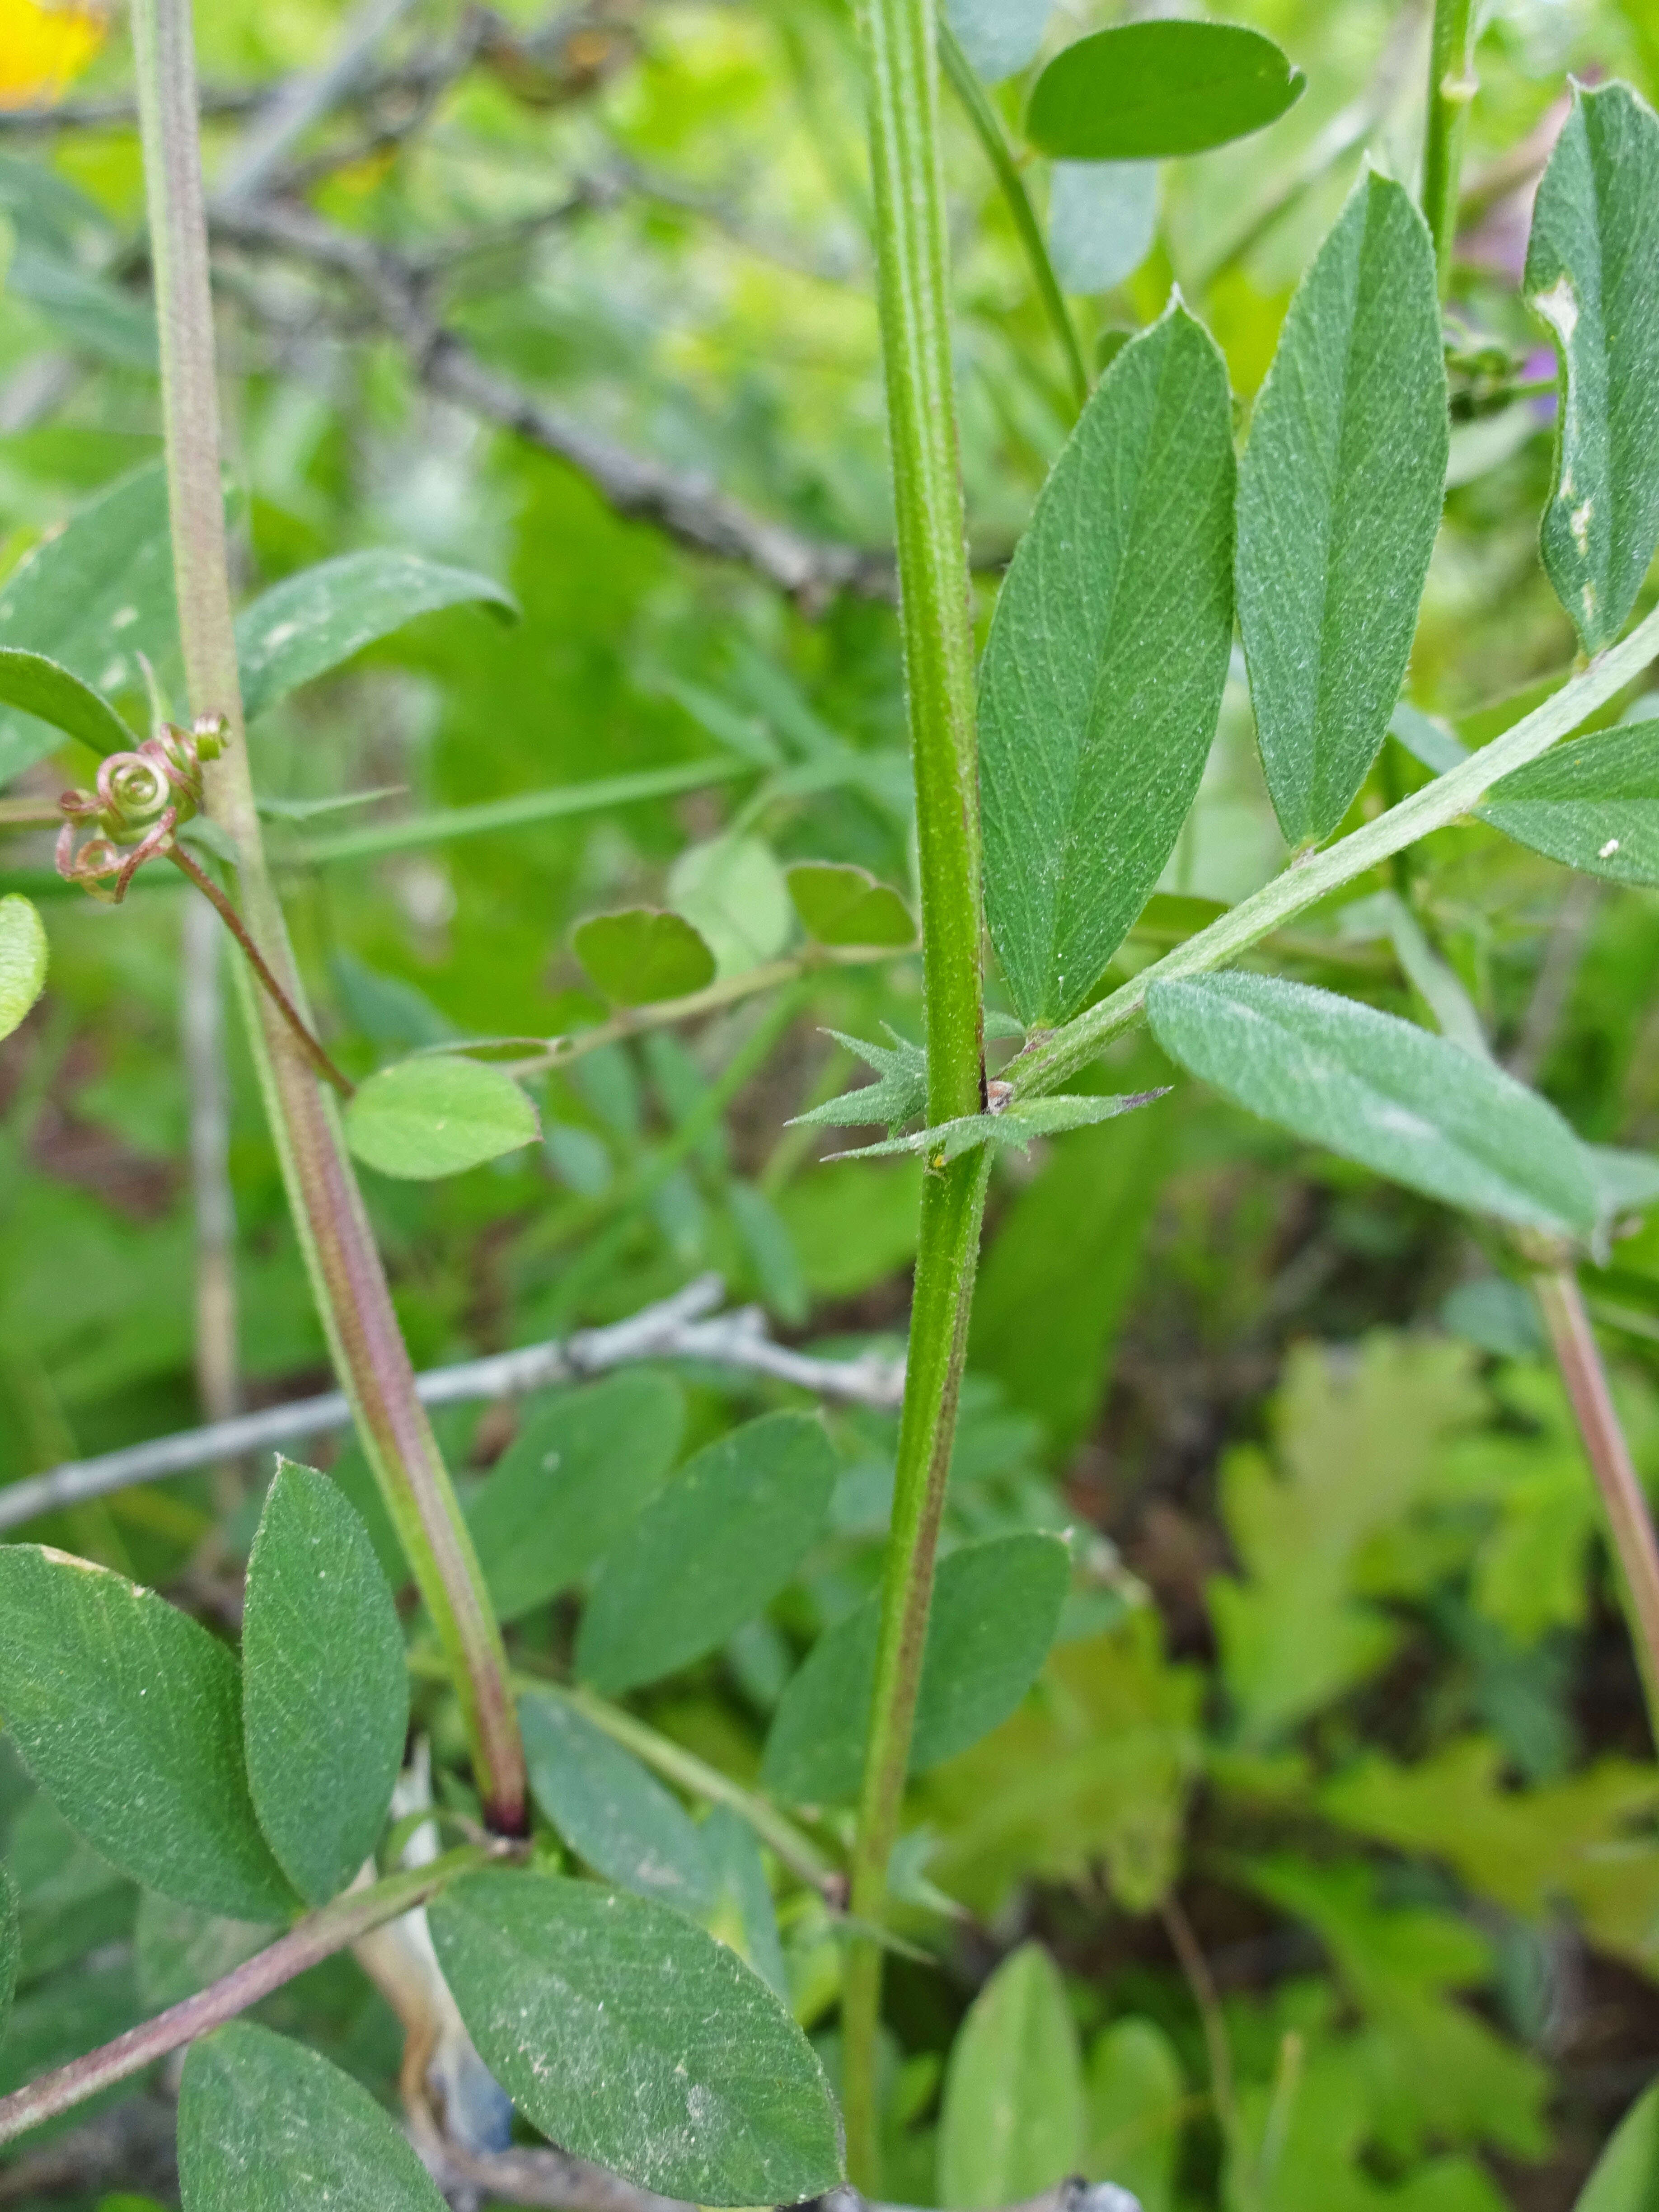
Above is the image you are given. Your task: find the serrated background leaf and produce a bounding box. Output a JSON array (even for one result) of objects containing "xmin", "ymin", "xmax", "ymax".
[
  {"xmin": 763, "ymin": 1533, "xmax": 1070, "ymax": 1804},
  {"xmin": 0, "ymin": 1546, "xmax": 295, "ymax": 1921},
  {"xmin": 240, "ymin": 1463, "xmax": 408, "ymax": 1906},
  {"xmin": 430, "ymin": 1868, "xmax": 843, "ymax": 2204},
  {"xmin": 937, "ymin": 1942, "xmax": 1084, "ymax": 2209},
  {"xmin": 980, "ymin": 304, "xmax": 1235, "ymax": 1024},
  {"xmin": 577, "ymin": 1412, "xmax": 836, "ymax": 1692},
  {"xmin": 1236, "ymin": 172, "xmax": 1448, "ymax": 844},
  {"xmin": 235, "ymin": 550, "xmax": 517, "ymax": 722},
  {"xmin": 344, "ymin": 1054, "xmax": 539, "ymax": 1180},
  {"xmin": 1147, "ymin": 973, "xmax": 1600, "ymax": 1236},
  {"xmin": 178, "ymin": 2021, "xmax": 448, "ymax": 2212},
  {"xmin": 1525, "ymin": 82, "xmax": 1659, "ymax": 653},
  {"xmin": 467, "ymin": 1371, "xmax": 684, "ymax": 1622}
]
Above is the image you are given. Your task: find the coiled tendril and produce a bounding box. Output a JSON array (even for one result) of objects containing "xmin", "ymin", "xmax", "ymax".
[{"xmin": 56, "ymin": 715, "xmax": 229, "ymax": 902}]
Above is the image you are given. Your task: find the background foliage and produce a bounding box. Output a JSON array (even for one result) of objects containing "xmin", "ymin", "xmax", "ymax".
[{"xmin": 2, "ymin": 0, "xmax": 1659, "ymax": 2206}]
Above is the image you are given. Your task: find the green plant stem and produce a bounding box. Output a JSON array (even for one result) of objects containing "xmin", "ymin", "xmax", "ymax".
[
  {"xmin": 937, "ymin": 20, "xmax": 1089, "ymax": 410},
  {"xmin": 0, "ymin": 1845, "xmax": 504, "ymax": 2147},
  {"xmin": 1421, "ymin": 0, "xmax": 1478, "ymax": 294},
  {"xmin": 1533, "ymin": 1268, "xmax": 1659, "ymax": 1745},
  {"xmin": 1010, "ymin": 599, "xmax": 1659, "ymax": 1104},
  {"xmin": 131, "ymin": 0, "xmax": 526, "ymax": 1833},
  {"xmin": 845, "ymin": 0, "xmax": 986, "ymax": 2182}
]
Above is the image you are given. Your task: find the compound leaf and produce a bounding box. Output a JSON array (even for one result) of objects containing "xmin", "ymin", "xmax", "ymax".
[
  {"xmin": 763, "ymin": 1533, "xmax": 1070, "ymax": 1804},
  {"xmin": 0, "ymin": 1545, "xmax": 295, "ymax": 1922},
  {"xmin": 576, "ymin": 1413, "xmax": 836, "ymax": 1694},
  {"xmin": 1027, "ymin": 21, "xmax": 1303, "ymax": 161},
  {"xmin": 430, "ymin": 1868, "xmax": 842, "ymax": 2204},
  {"xmin": 937, "ymin": 1942, "xmax": 1084, "ymax": 2209},
  {"xmin": 0, "ymin": 647, "xmax": 136, "ymax": 759},
  {"xmin": 236, "ymin": 550, "xmax": 517, "ymax": 722},
  {"xmin": 241, "ymin": 1462, "xmax": 408, "ymax": 1907},
  {"xmin": 1146, "ymin": 972, "xmax": 1600, "ymax": 1237},
  {"xmin": 572, "ymin": 908, "xmax": 717, "ymax": 1004},
  {"xmin": 0, "ymin": 896, "xmax": 48, "ymax": 1043},
  {"xmin": 520, "ymin": 1691, "xmax": 714, "ymax": 1911},
  {"xmin": 1236, "ymin": 171, "xmax": 1448, "ymax": 844},
  {"xmin": 1481, "ymin": 719, "xmax": 1659, "ymax": 886},
  {"xmin": 980, "ymin": 302, "xmax": 1235, "ymax": 1025},
  {"xmin": 344, "ymin": 1054, "xmax": 539, "ymax": 1180},
  {"xmin": 178, "ymin": 2020, "xmax": 447, "ymax": 2212},
  {"xmin": 1525, "ymin": 81, "xmax": 1659, "ymax": 653},
  {"xmin": 467, "ymin": 1371, "xmax": 684, "ymax": 1623}
]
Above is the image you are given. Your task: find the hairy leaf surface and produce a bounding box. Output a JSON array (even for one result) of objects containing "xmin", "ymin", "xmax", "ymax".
[
  {"xmin": 577, "ymin": 1413, "xmax": 835, "ymax": 1692},
  {"xmin": 0, "ymin": 1546, "xmax": 294, "ymax": 1921},
  {"xmin": 1525, "ymin": 82, "xmax": 1659, "ymax": 652},
  {"xmin": 521, "ymin": 1691, "xmax": 715, "ymax": 1910},
  {"xmin": 763, "ymin": 1533, "xmax": 1070, "ymax": 1804},
  {"xmin": 430, "ymin": 1869, "xmax": 842, "ymax": 2204},
  {"xmin": 1481, "ymin": 720, "xmax": 1659, "ymax": 886},
  {"xmin": 467, "ymin": 1371, "xmax": 684, "ymax": 1622},
  {"xmin": 1236, "ymin": 172, "xmax": 1447, "ymax": 843},
  {"xmin": 1147, "ymin": 973, "xmax": 1600, "ymax": 1236},
  {"xmin": 178, "ymin": 2021, "xmax": 448, "ymax": 2211},
  {"xmin": 241, "ymin": 1462, "xmax": 408, "ymax": 1906},
  {"xmin": 980, "ymin": 304, "xmax": 1235, "ymax": 1024},
  {"xmin": 236, "ymin": 550, "xmax": 517, "ymax": 722}
]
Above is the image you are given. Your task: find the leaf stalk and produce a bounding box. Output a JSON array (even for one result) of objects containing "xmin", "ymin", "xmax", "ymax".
[{"xmin": 131, "ymin": 0, "xmax": 526, "ymax": 1833}]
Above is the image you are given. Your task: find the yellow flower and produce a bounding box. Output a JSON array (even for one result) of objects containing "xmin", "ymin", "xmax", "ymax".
[{"xmin": 0, "ymin": 0, "xmax": 107, "ymax": 112}]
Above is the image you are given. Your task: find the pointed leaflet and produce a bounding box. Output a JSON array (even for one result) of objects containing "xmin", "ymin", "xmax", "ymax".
[
  {"xmin": 0, "ymin": 461, "xmax": 177, "ymax": 785},
  {"xmin": 1481, "ymin": 720, "xmax": 1659, "ymax": 886},
  {"xmin": 430, "ymin": 1868, "xmax": 842, "ymax": 2204},
  {"xmin": 520, "ymin": 1691, "xmax": 716, "ymax": 1911},
  {"xmin": 467, "ymin": 1370, "xmax": 684, "ymax": 1623},
  {"xmin": 0, "ymin": 1546, "xmax": 295, "ymax": 1921},
  {"xmin": 937, "ymin": 1943, "xmax": 1084, "ymax": 2210},
  {"xmin": 980, "ymin": 303, "xmax": 1235, "ymax": 1025},
  {"xmin": 1146, "ymin": 973, "xmax": 1600, "ymax": 1237},
  {"xmin": 178, "ymin": 2021, "xmax": 448, "ymax": 2212},
  {"xmin": 0, "ymin": 897, "xmax": 47, "ymax": 1043},
  {"xmin": 235, "ymin": 550, "xmax": 517, "ymax": 722},
  {"xmin": 1236, "ymin": 172, "xmax": 1448, "ymax": 844},
  {"xmin": 1525, "ymin": 82, "xmax": 1659, "ymax": 654},
  {"xmin": 576, "ymin": 1413, "xmax": 836, "ymax": 1693},
  {"xmin": 763, "ymin": 1533, "xmax": 1070, "ymax": 1804},
  {"xmin": 241, "ymin": 1463, "xmax": 408, "ymax": 1907}
]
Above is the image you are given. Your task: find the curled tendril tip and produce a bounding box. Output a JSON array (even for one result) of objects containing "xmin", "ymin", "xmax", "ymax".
[{"xmin": 55, "ymin": 715, "xmax": 230, "ymax": 902}]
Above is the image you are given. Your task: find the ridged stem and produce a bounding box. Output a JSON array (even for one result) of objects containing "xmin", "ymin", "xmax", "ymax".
[
  {"xmin": 131, "ymin": 0, "xmax": 525, "ymax": 1832},
  {"xmin": 844, "ymin": 0, "xmax": 985, "ymax": 2180},
  {"xmin": 1421, "ymin": 0, "xmax": 1477, "ymax": 294}
]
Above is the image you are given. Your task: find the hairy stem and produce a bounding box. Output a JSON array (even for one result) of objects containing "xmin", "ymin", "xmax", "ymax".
[
  {"xmin": 844, "ymin": 0, "xmax": 985, "ymax": 2181},
  {"xmin": 1011, "ymin": 600, "xmax": 1659, "ymax": 1103},
  {"xmin": 167, "ymin": 847, "xmax": 353, "ymax": 1096},
  {"xmin": 938, "ymin": 21, "xmax": 1089, "ymax": 410},
  {"xmin": 0, "ymin": 1845, "xmax": 501, "ymax": 2147},
  {"xmin": 1421, "ymin": 0, "xmax": 1477, "ymax": 294},
  {"xmin": 132, "ymin": 0, "xmax": 525, "ymax": 1832},
  {"xmin": 1534, "ymin": 1268, "xmax": 1659, "ymax": 1744}
]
